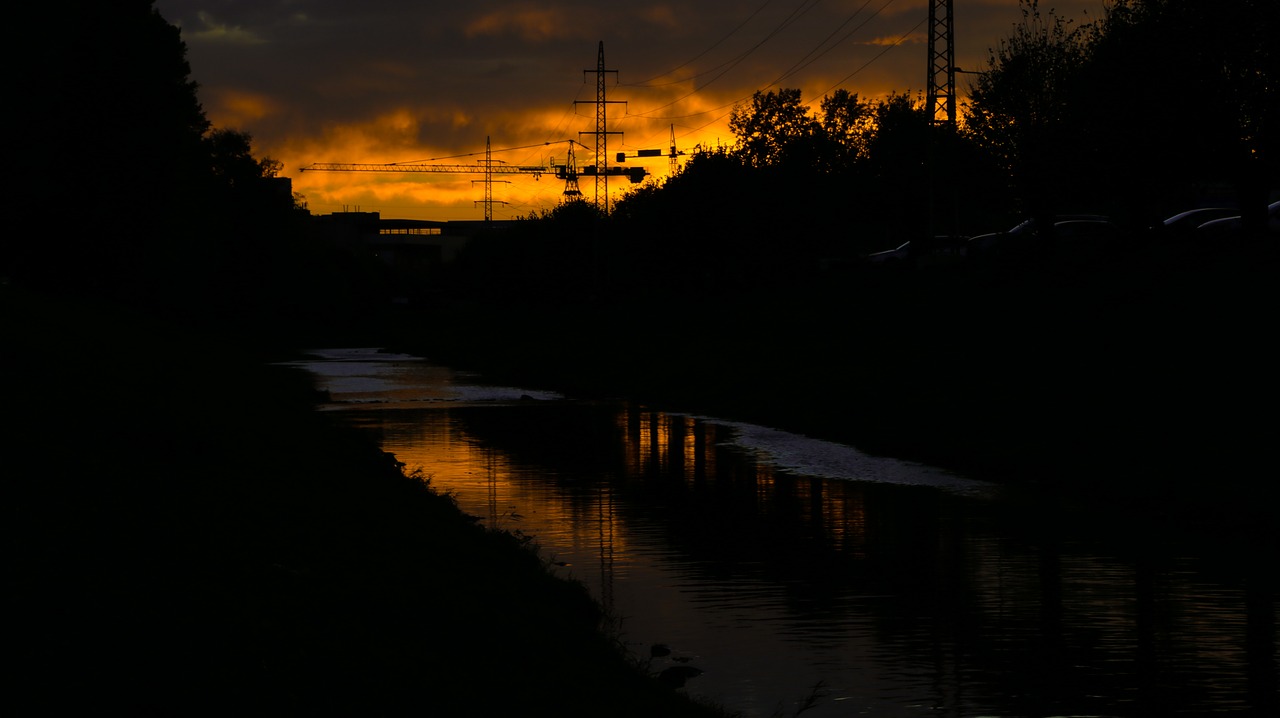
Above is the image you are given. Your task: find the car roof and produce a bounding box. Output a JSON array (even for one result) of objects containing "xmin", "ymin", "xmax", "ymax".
[{"xmin": 1163, "ymin": 207, "xmax": 1237, "ymax": 225}]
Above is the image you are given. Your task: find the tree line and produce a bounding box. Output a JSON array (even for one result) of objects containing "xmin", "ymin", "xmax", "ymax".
[{"xmin": 459, "ymin": 0, "xmax": 1275, "ymax": 303}]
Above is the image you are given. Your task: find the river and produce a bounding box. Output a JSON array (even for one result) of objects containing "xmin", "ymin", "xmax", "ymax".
[{"xmin": 289, "ymin": 347, "xmax": 1277, "ymax": 717}]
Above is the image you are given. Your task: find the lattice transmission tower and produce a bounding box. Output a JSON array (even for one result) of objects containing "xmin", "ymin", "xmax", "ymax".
[
  {"xmin": 575, "ymin": 42, "xmax": 625, "ymax": 214},
  {"xmin": 926, "ymin": 0, "xmax": 956, "ymax": 125},
  {"xmin": 473, "ymin": 136, "xmax": 509, "ymax": 222}
]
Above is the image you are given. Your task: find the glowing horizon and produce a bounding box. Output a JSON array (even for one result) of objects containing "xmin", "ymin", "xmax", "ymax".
[{"xmin": 159, "ymin": 0, "xmax": 1109, "ymax": 221}]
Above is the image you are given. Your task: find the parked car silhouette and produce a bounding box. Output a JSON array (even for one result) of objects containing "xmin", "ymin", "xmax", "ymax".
[
  {"xmin": 967, "ymin": 215, "xmax": 1114, "ymax": 259},
  {"xmin": 865, "ymin": 235, "xmax": 970, "ymax": 267},
  {"xmin": 866, "ymin": 241, "xmax": 911, "ymax": 264},
  {"xmin": 1159, "ymin": 207, "xmax": 1239, "ymax": 233},
  {"xmin": 1195, "ymin": 201, "xmax": 1280, "ymax": 236}
]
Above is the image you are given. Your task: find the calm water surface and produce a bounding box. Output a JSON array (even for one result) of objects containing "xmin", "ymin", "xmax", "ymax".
[{"xmin": 290, "ymin": 348, "xmax": 1278, "ymax": 717}]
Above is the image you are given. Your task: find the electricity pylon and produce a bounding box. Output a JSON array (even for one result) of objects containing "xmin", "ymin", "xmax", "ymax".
[
  {"xmin": 472, "ymin": 136, "xmax": 508, "ymax": 222},
  {"xmin": 575, "ymin": 41, "xmax": 625, "ymax": 214},
  {"xmin": 926, "ymin": 0, "xmax": 958, "ymax": 238},
  {"xmin": 926, "ymin": 0, "xmax": 956, "ymax": 125}
]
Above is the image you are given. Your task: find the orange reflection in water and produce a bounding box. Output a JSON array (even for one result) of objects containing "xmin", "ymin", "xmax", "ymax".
[
  {"xmin": 611, "ymin": 405, "xmax": 869, "ymax": 559},
  {"xmin": 369, "ymin": 401, "xmax": 878, "ymax": 585},
  {"xmin": 368, "ymin": 409, "xmax": 635, "ymax": 604}
]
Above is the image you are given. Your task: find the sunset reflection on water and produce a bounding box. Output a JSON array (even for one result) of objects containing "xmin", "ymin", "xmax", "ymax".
[{"xmin": 293, "ymin": 349, "xmax": 1278, "ymax": 718}]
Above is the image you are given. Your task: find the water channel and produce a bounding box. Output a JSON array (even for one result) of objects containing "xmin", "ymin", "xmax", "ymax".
[{"xmin": 289, "ymin": 347, "xmax": 1277, "ymax": 717}]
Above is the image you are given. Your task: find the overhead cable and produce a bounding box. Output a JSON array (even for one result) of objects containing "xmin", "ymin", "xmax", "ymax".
[
  {"xmin": 622, "ymin": 0, "xmax": 778, "ymax": 88},
  {"xmin": 626, "ymin": 0, "xmax": 825, "ymax": 117}
]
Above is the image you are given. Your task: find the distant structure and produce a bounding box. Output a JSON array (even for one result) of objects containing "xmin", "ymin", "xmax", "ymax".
[
  {"xmin": 300, "ymin": 142, "xmax": 585, "ymax": 222},
  {"xmin": 926, "ymin": 0, "xmax": 956, "ymax": 125},
  {"xmin": 311, "ymin": 210, "xmax": 495, "ymax": 275}
]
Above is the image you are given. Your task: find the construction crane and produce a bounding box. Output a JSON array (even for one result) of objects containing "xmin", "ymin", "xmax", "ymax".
[
  {"xmin": 616, "ymin": 125, "xmax": 687, "ymax": 175},
  {"xmin": 300, "ymin": 137, "xmax": 645, "ymax": 221},
  {"xmin": 301, "ymin": 163, "xmax": 551, "ymax": 175}
]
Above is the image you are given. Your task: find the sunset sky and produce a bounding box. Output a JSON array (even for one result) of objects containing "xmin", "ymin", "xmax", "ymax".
[{"xmin": 154, "ymin": 0, "xmax": 1107, "ymax": 221}]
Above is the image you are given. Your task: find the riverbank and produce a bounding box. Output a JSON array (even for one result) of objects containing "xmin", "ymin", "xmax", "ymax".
[
  {"xmin": 3, "ymin": 286, "xmax": 725, "ymax": 717},
  {"xmin": 395, "ymin": 234, "xmax": 1280, "ymax": 541}
]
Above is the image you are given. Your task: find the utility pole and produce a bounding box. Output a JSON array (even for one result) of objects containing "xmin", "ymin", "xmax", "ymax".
[
  {"xmin": 576, "ymin": 41, "xmax": 624, "ymax": 214},
  {"xmin": 926, "ymin": 0, "xmax": 956, "ymax": 126}
]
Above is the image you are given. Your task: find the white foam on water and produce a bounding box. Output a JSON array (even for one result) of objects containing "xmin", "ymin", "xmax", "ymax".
[
  {"xmin": 702, "ymin": 418, "xmax": 995, "ymax": 496},
  {"xmin": 284, "ymin": 348, "xmax": 563, "ymax": 407}
]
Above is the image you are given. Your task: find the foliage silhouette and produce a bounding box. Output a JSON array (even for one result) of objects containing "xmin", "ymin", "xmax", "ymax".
[
  {"xmin": 965, "ymin": 0, "xmax": 1278, "ymax": 227},
  {"xmin": 964, "ymin": 0, "xmax": 1093, "ymax": 224},
  {"xmin": 11, "ymin": 1, "xmax": 209, "ymax": 297},
  {"xmin": 730, "ymin": 88, "xmax": 822, "ymax": 170},
  {"xmin": 8, "ymin": 2, "xmax": 372, "ymax": 345},
  {"xmin": 1073, "ymin": 0, "xmax": 1278, "ymax": 227}
]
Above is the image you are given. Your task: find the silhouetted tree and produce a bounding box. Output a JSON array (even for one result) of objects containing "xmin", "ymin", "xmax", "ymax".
[
  {"xmin": 818, "ymin": 89, "xmax": 874, "ymax": 172},
  {"xmin": 729, "ymin": 89, "xmax": 821, "ymax": 169},
  {"xmin": 966, "ymin": 0, "xmax": 1277, "ymax": 228},
  {"xmin": 606, "ymin": 148, "xmax": 744, "ymax": 294},
  {"xmin": 6, "ymin": 2, "xmax": 363, "ymax": 340},
  {"xmin": 965, "ymin": 0, "xmax": 1092, "ymax": 222},
  {"xmin": 1076, "ymin": 0, "xmax": 1278, "ymax": 226},
  {"xmin": 10, "ymin": 1, "xmax": 212, "ymax": 296},
  {"xmin": 860, "ymin": 93, "xmax": 935, "ymax": 244}
]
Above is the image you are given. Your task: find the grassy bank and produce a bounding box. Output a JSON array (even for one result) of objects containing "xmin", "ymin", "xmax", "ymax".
[{"xmin": 4, "ymin": 286, "xmax": 723, "ymax": 717}]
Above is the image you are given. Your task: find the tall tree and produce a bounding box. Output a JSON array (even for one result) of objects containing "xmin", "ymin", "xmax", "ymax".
[
  {"xmin": 11, "ymin": 1, "xmax": 211, "ymax": 295},
  {"xmin": 862, "ymin": 93, "xmax": 935, "ymax": 242},
  {"xmin": 964, "ymin": 0, "xmax": 1092, "ymax": 220},
  {"xmin": 729, "ymin": 89, "xmax": 820, "ymax": 169},
  {"xmin": 817, "ymin": 89, "xmax": 873, "ymax": 172},
  {"xmin": 1078, "ymin": 0, "xmax": 1278, "ymax": 225}
]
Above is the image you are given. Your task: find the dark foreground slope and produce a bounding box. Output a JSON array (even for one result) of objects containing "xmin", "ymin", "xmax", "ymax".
[{"xmin": 4, "ymin": 287, "xmax": 722, "ymax": 717}]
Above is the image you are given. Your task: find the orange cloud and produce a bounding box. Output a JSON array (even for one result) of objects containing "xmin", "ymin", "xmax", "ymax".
[
  {"xmin": 186, "ymin": 11, "xmax": 264, "ymax": 45},
  {"xmin": 205, "ymin": 89, "xmax": 277, "ymax": 129},
  {"xmin": 639, "ymin": 5, "xmax": 681, "ymax": 31},
  {"xmin": 465, "ymin": 7, "xmax": 567, "ymax": 42}
]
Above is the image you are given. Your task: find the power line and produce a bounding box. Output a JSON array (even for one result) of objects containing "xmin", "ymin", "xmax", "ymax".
[
  {"xmin": 625, "ymin": 0, "xmax": 904, "ymax": 124},
  {"xmin": 625, "ymin": 0, "xmax": 825, "ymax": 118},
  {"xmin": 806, "ymin": 15, "xmax": 924, "ymax": 103},
  {"xmin": 622, "ymin": 0, "xmax": 778, "ymax": 88},
  {"xmin": 771, "ymin": 0, "xmax": 894, "ymax": 87},
  {"xmin": 638, "ymin": 7, "xmax": 924, "ymax": 155}
]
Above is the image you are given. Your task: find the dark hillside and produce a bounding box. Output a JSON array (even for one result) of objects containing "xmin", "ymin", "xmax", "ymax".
[{"xmin": 3, "ymin": 286, "xmax": 723, "ymax": 717}]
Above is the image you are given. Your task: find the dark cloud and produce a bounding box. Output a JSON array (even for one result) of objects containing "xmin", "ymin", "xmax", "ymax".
[{"xmin": 154, "ymin": 1, "xmax": 1105, "ymax": 218}]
